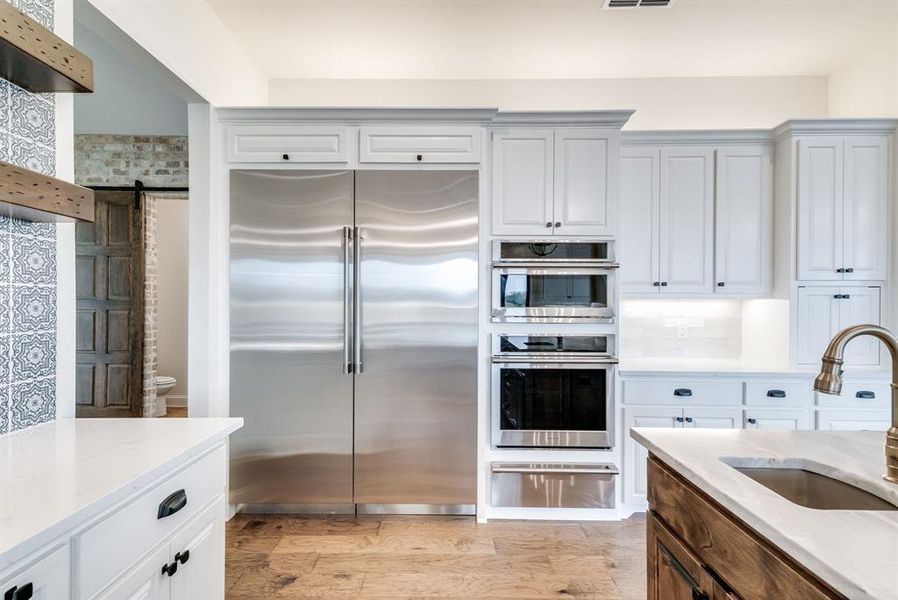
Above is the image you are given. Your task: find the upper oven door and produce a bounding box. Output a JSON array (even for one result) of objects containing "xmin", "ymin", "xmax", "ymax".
[
  {"xmin": 492, "ymin": 266, "xmax": 616, "ymax": 322},
  {"xmin": 491, "ymin": 360, "xmax": 615, "ymax": 449}
]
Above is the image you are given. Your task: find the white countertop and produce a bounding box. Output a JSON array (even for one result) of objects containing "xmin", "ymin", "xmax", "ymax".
[
  {"xmin": 0, "ymin": 417, "xmax": 243, "ymax": 566},
  {"xmin": 631, "ymin": 428, "xmax": 898, "ymax": 600}
]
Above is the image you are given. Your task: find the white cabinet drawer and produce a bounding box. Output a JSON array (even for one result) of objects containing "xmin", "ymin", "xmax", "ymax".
[
  {"xmin": 75, "ymin": 445, "xmax": 226, "ymax": 599},
  {"xmin": 816, "ymin": 380, "xmax": 890, "ymax": 408},
  {"xmin": 623, "ymin": 380, "xmax": 742, "ymax": 406},
  {"xmin": 0, "ymin": 544, "xmax": 70, "ymax": 600},
  {"xmin": 744, "ymin": 381, "xmax": 811, "ymax": 407},
  {"xmin": 358, "ymin": 126, "xmax": 481, "ymax": 163},
  {"xmin": 817, "ymin": 408, "xmax": 890, "ymax": 431},
  {"xmin": 744, "ymin": 408, "xmax": 812, "ymax": 430},
  {"xmin": 226, "ymin": 125, "xmax": 351, "ymax": 163}
]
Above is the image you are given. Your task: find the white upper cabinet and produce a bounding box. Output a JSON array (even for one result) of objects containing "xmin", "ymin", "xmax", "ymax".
[
  {"xmin": 553, "ymin": 130, "xmax": 614, "ymax": 236},
  {"xmin": 226, "ymin": 125, "xmax": 351, "ymax": 163},
  {"xmin": 797, "ymin": 135, "xmax": 889, "ymax": 281},
  {"xmin": 659, "ymin": 147, "xmax": 715, "ymax": 294},
  {"xmin": 796, "ymin": 285, "xmax": 881, "ymax": 367},
  {"xmin": 620, "ymin": 147, "xmax": 660, "ymax": 294},
  {"xmin": 492, "ymin": 128, "xmax": 616, "ymax": 237},
  {"xmin": 358, "ymin": 126, "xmax": 482, "ymax": 163},
  {"xmin": 491, "ymin": 130, "xmax": 554, "ymax": 235},
  {"xmin": 714, "ymin": 146, "xmax": 773, "ymax": 295}
]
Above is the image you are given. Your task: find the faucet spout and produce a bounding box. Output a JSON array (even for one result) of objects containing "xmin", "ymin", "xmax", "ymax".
[{"xmin": 813, "ymin": 324, "xmax": 898, "ymax": 483}]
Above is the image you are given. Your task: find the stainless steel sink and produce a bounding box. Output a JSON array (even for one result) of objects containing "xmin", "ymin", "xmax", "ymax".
[{"xmin": 735, "ymin": 467, "xmax": 897, "ymax": 511}]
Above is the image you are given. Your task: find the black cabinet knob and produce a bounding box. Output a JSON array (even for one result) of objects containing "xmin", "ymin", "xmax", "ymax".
[
  {"xmin": 845, "ymin": 267, "xmax": 854, "ymax": 273},
  {"xmin": 175, "ymin": 550, "xmax": 190, "ymax": 565},
  {"xmin": 3, "ymin": 587, "xmax": 15, "ymax": 600},
  {"xmin": 833, "ymin": 294, "xmax": 843, "ymax": 299},
  {"xmin": 554, "ymin": 221, "xmax": 561, "ymax": 228},
  {"xmin": 14, "ymin": 585, "xmax": 32, "ymax": 600},
  {"xmin": 162, "ymin": 561, "xmax": 179, "ymax": 577},
  {"xmin": 416, "ymin": 154, "xmax": 423, "ymax": 161},
  {"xmin": 747, "ymin": 418, "xmax": 757, "ymax": 424},
  {"xmin": 836, "ymin": 268, "xmax": 846, "ymax": 273},
  {"xmin": 545, "ymin": 222, "xmax": 552, "ymax": 228},
  {"xmin": 684, "ymin": 416, "xmax": 694, "ymax": 423},
  {"xmin": 660, "ymin": 281, "xmax": 668, "ymax": 286},
  {"xmin": 675, "ymin": 416, "xmax": 684, "ymax": 423},
  {"xmin": 282, "ymin": 153, "xmax": 289, "ymax": 160},
  {"xmin": 717, "ymin": 282, "xmax": 725, "ymax": 287},
  {"xmin": 653, "ymin": 281, "xmax": 660, "ymax": 287}
]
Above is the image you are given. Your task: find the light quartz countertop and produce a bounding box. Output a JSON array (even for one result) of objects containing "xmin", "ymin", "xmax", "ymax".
[
  {"xmin": 631, "ymin": 428, "xmax": 898, "ymax": 600},
  {"xmin": 0, "ymin": 417, "xmax": 242, "ymax": 566}
]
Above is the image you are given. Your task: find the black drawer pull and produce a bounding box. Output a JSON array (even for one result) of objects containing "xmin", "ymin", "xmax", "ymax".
[
  {"xmin": 766, "ymin": 389, "xmax": 786, "ymax": 398},
  {"xmin": 836, "ymin": 267, "xmax": 846, "ymax": 273},
  {"xmin": 675, "ymin": 416, "xmax": 684, "ymax": 423},
  {"xmin": 845, "ymin": 267, "xmax": 854, "ymax": 273},
  {"xmin": 653, "ymin": 281, "xmax": 660, "ymax": 287},
  {"xmin": 717, "ymin": 281, "xmax": 725, "ymax": 287},
  {"xmin": 157, "ymin": 489, "xmax": 187, "ymax": 519},
  {"xmin": 660, "ymin": 281, "xmax": 668, "ymax": 286},
  {"xmin": 673, "ymin": 388, "xmax": 692, "ymax": 397},
  {"xmin": 545, "ymin": 222, "xmax": 552, "ymax": 228},
  {"xmin": 416, "ymin": 154, "xmax": 423, "ymax": 161},
  {"xmin": 4, "ymin": 585, "xmax": 32, "ymax": 600},
  {"xmin": 684, "ymin": 416, "xmax": 694, "ymax": 423},
  {"xmin": 747, "ymin": 417, "xmax": 757, "ymax": 425},
  {"xmin": 3, "ymin": 587, "xmax": 15, "ymax": 600},
  {"xmin": 175, "ymin": 550, "xmax": 190, "ymax": 565},
  {"xmin": 282, "ymin": 153, "xmax": 289, "ymax": 160},
  {"xmin": 856, "ymin": 390, "xmax": 875, "ymax": 399},
  {"xmin": 161, "ymin": 561, "xmax": 178, "ymax": 577}
]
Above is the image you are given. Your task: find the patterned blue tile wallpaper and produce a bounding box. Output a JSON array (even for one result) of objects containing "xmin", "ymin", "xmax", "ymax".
[{"xmin": 0, "ymin": 0, "xmax": 58, "ymax": 433}]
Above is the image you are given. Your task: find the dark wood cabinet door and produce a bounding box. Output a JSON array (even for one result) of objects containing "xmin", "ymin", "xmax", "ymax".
[
  {"xmin": 648, "ymin": 512, "xmax": 714, "ymax": 600},
  {"xmin": 75, "ymin": 191, "xmax": 143, "ymax": 417}
]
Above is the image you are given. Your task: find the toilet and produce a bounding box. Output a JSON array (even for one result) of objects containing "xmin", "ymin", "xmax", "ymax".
[{"xmin": 154, "ymin": 375, "xmax": 178, "ymax": 417}]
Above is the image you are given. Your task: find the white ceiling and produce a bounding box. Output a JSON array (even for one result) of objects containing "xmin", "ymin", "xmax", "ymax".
[{"xmin": 206, "ymin": 0, "xmax": 898, "ymax": 80}]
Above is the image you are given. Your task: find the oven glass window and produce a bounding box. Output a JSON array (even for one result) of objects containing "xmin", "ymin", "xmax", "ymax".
[
  {"xmin": 499, "ymin": 368, "xmax": 607, "ymax": 432},
  {"xmin": 499, "ymin": 242, "xmax": 609, "ymax": 261},
  {"xmin": 499, "ymin": 273, "xmax": 608, "ymax": 308}
]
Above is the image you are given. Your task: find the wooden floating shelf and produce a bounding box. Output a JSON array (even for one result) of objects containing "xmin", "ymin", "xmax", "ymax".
[
  {"xmin": 0, "ymin": 0, "xmax": 93, "ymax": 93},
  {"xmin": 0, "ymin": 161, "xmax": 94, "ymax": 222}
]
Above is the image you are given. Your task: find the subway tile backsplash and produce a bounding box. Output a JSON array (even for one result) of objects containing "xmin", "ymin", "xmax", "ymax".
[
  {"xmin": 0, "ymin": 0, "xmax": 58, "ymax": 434},
  {"xmin": 620, "ymin": 299, "xmax": 743, "ymax": 360}
]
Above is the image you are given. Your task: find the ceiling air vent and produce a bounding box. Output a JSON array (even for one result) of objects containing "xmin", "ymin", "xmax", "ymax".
[{"xmin": 602, "ymin": 0, "xmax": 674, "ymax": 8}]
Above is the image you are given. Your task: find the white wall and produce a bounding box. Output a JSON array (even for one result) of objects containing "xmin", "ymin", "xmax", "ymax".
[
  {"xmin": 74, "ymin": 20, "xmax": 188, "ymax": 135},
  {"xmin": 828, "ymin": 55, "xmax": 898, "ymax": 117},
  {"xmin": 156, "ymin": 198, "xmax": 190, "ymax": 403},
  {"xmin": 270, "ymin": 76, "xmax": 828, "ymax": 129}
]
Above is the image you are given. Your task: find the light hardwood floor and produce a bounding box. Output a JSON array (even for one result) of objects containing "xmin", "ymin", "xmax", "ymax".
[{"xmin": 226, "ymin": 514, "xmax": 646, "ymax": 599}]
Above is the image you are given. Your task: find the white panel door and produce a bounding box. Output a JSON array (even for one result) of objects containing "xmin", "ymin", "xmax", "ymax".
[
  {"xmin": 170, "ymin": 499, "xmax": 225, "ymax": 600},
  {"xmin": 623, "ymin": 407, "xmax": 683, "ymax": 505},
  {"xmin": 659, "ymin": 147, "xmax": 714, "ymax": 294},
  {"xmin": 619, "ymin": 147, "xmax": 661, "ymax": 294},
  {"xmin": 843, "ymin": 136, "xmax": 889, "ymax": 281},
  {"xmin": 492, "ymin": 130, "xmax": 554, "ymax": 235},
  {"xmin": 95, "ymin": 543, "xmax": 171, "ymax": 600},
  {"xmin": 714, "ymin": 145, "xmax": 772, "ymax": 295},
  {"xmin": 797, "ymin": 137, "xmax": 844, "ymax": 281},
  {"xmin": 839, "ymin": 286, "xmax": 882, "ymax": 366},
  {"xmin": 817, "ymin": 409, "xmax": 890, "ymax": 431},
  {"xmin": 683, "ymin": 407, "xmax": 742, "ymax": 429},
  {"xmin": 553, "ymin": 130, "xmax": 614, "ymax": 236},
  {"xmin": 0, "ymin": 545, "xmax": 70, "ymax": 600},
  {"xmin": 745, "ymin": 409, "xmax": 811, "ymax": 431},
  {"xmin": 795, "ymin": 286, "xmax": 842, "ymax": 366}
]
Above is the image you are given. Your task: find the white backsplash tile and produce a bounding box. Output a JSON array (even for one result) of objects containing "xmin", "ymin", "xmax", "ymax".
[{"xmin": 620, "ymin": 299, "xmax": 743, "ymax": 359}]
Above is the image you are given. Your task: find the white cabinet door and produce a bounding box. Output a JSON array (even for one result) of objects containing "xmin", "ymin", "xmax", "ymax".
[
  {"xmin": 492, "ymin": 130, "xmax": 554, "ymax": 235},
  {"xmin": 358, "ymin": 126, "xmax": 481, "ymax": 163},
  {"xmin": 795, "ymin": 286, "xmax": 842, "ymax": 366},
  {"xmin": 797, "ymin": 137, "xmax": 844, "ymax": 281},
  {"xmin": 170, "ymin": 499, "xmax": 225, "ymax": 600},
  {"xmin": 623, "ymin": 407, "xmax": 683, "ymax": 505},
  {"xmin": 659, "ymin": 147, "xmax": 714, "ymax": 294},
  {"xmin": 714, "ymin": 146, "xmax": 772, "ymax": 295},
  {"xmin": 619, "ymin": 147, "xmax": 661, "ymax": 294},
  {"xmin": 839, "ymin": 286, "xmax": 882, "ymax": 366},
  {"xmin": 0, "ymin": 545, "xmax": 70, "ymax": 600},
  {"xmin": 96, "ymin": 543, "xmax": 171, "ymax": 600},
  {"xmin": 817, "ymin": 409, "xmax": 890, "ymax": 431},
  {"xmin": 553, "ymin": 130, "xmax": 614, "ymax": 236},
  {"xmin": 745, "ymin": 409, "xmax": 811, "ymax": 431},
  {"xmin": 683, "ymin": 407, "xmax": 742, "ymax": 429},
  {"xmin": 226, "ymin": 125, "xmax": 351, "ymax": 164},
  {"xmin": 843, "ymin": 136, "xmax": 889, "ymax": 281}
]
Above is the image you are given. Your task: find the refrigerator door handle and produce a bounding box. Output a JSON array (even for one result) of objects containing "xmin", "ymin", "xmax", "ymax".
[
  {"xmin": 353, "ymin": 226, "xmax": 363, "ymax": 373},
  {"xmin": 342, "ymin": 226, "xmax": 353, "ymax": 375}
]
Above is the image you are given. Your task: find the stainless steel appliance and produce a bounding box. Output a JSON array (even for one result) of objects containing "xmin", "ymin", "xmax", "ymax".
[
  {"xmin": 229, "ymin": 169, "xmax": 478, "ymax": 515},
  {"xmin": 491, "ymin": 334, "xmax": 617, "ymax": 448},
  {"xmin": 490, "ymin": 463, "xmax": 618, "ymax": 508},
  {"xmin": 491, "ymin": 240, "xmax": 617, "ymax": 323}
]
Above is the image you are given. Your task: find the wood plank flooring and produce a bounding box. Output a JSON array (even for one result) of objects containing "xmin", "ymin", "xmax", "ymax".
[{"xmin": 226, "ymin": 514, "xmax": 646, "ymax": 599}]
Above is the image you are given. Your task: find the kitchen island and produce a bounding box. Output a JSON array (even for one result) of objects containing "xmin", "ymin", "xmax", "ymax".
[{"xmin": 632, "ymin": 428, "xmax": 898, "ymax": 600}]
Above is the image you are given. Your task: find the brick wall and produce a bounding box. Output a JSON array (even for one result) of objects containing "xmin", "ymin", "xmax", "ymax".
[{"xmin": 75, "ymin": 134, "xmax": 188, "ymax": 187}]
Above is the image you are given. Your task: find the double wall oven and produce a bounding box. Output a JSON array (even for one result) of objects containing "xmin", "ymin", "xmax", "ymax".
[
  {"xmin": 491, "ymin": 240, "xmax": 618, "ymax": 323},
  {"xmin": 491, "ymin": 334, "xmax": 617, "ymax": 449}
]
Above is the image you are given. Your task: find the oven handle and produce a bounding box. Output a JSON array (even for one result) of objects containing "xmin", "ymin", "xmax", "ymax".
[
  {"xmin": 491, "ymin": 465, "xmax": 620, "ymax": 475},
  {"xmin": 492, "ymin": 261, "xmax": 620, "ymax": 269},
  {"xmin": 491, "ymin": 357, "xmax": 618, "ymax": 365},
  {"xmin": 493, "ymin": 265, "xmax": 619, "ymax": 275}
]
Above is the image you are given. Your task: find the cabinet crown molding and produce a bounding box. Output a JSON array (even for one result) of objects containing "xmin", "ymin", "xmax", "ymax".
[
  {"xmin": 491, "ymin": 110, "xmax": 634, "ymax": 128},
  {"xmin": 216, "ymin": 107, "xmax": 501, "ymax": 124},
  {"xmin": 621, "ymin": 129, "xmax": 772, "ymax": 145},
  {"xmin": 773, "ymin": 118, "xmax": 898, "ymax": 141}
]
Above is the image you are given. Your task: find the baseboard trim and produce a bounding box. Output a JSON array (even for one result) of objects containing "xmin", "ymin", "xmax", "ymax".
[{"xmin": 164, "ymin": 395, "xmax": 188, "ymax": 407}]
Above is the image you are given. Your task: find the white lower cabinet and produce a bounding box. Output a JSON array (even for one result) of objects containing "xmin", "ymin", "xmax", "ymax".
[
  {"xmin": 744, "ymin": 409, "xmax": 811, "ymax": 430},
  {"xmin": 170, "ymin": 498, "xmax": 225, "ymax": 600},
  {"xmin": 96, "ymin": 542, "xmax": 171, "ymax": 600},
  {"xmin": 817, "ymin": 409, "xmax": 891, "ymax": 431},
  {"xmin": 0, "ymin": 544, "xmax": 70, "ymax": 600},
  {"xmin": 623, "ymin": 407, "xmax": 684, "ymax": 506},
  {"xmin": 683, "ymin": 407, "xmax": 742, "ymax": 429}
]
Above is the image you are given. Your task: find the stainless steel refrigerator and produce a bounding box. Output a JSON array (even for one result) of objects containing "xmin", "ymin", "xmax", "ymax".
[{"xmin": 229, "ymin": 169, "xmax": 478, "ymax": 514}]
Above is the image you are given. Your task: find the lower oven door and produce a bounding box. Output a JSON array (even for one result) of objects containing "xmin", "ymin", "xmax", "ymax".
[
  {"xmin": 491, "ymin": 267, "xmax": 616, "ymax": 322},
  {"xmin": 491, "ymin": 360, "xmax": 614, "ymax": 448}
]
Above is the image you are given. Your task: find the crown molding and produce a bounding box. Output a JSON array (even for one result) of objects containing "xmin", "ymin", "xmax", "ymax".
[
  {"xmin": 621, "ymin": 129, "xmax": 773, "ymax": 146},
  {"xmin": 215, "ymin": 107, "xmax": 501, "ymax": 124},
  {"xmin": 491, "ymin": 110, "xmax": 635, "ymax": 128},
  {"xmin": 773, "ymin": 118, "xmax": 898, "ymax": 142}
]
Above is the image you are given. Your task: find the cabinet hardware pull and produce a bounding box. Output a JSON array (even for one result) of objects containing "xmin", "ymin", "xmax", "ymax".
[
  {"xmin": 282, "ymin": 153, "xmax": 289, "ymax": 161},
  {"xmin": 833, "ymin": 294, "xmax": 842, "ymax": 299},
  {"xmin": 175, "ymin": 550, "xmax": 190, "ymax": 565},
  {"xmin": 717, "ymin": 282, "xmax": 725, "ymax": 287},
  {"xmin": 416, "ymin": 154, "xmax": 422, "ymax": 161},
  {"xmin": 684, "ymin": 416, "xmax": 694, "ymax": 423},
  {"xmin": 157, "ymin": 489, "xmax": 187, "ymax": 519},
  {"xmin": 653, "ymin": 281, "xmax": 660, "ymax": 287},
  {"xmin": 836, "ymin": 268, "xmax": 846, "ymax": 273},
  {"xmin": 856, "ymin": 390, "xmax": 875, "ymax": 399},
  {"xmin": 676, "ymin": 416, "xmax": 684, "ymax": 423},
  {"xmin": 842, "ymin": 294, "xmax": 850, "ymax": 299},
  {"xmin": 673, "ymin": 388, "xmax": 692, "ymax": 397},
  {"xmin": 845, "ymin": 267, "xmax": 854, "ymax": 273},
  {"xmin": 545, "ymin": 222, "xmax": 552, "ymax": 228},
  {"xmin": 161, "ymin": 561, "xmax": 178, "ymax": 577},
  {"xmin": 660, "ymin": 281, "xmax": 668, "ymax": 286},
  {"xmin": 766, "ymin": 389, "xmax": 786, "ymax": 398},
  {"xmin": 4, "ymin": 586, "xmax": 17, "ymax": 600},
  {"xmin": 12, "ymin": 585, "xmax": 32, "ymax": 600},
  {"xmin": 554, "ymin": 221, "xmax": 561, "ymax": 228},
  {"xmin": 747, "ymin": 417, "xmax": 757, "ymax": 424}
]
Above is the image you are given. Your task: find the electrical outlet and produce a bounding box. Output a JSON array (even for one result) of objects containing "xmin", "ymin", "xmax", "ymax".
[{"xmin": 677, "ymin": 324, "xmax": 689, "ymax": 339}]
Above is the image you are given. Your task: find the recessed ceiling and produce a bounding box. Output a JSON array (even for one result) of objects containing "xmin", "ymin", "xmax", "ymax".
[{"xmin": 205, "ymin": 0, "xmax": 898, "ymax": 80}]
